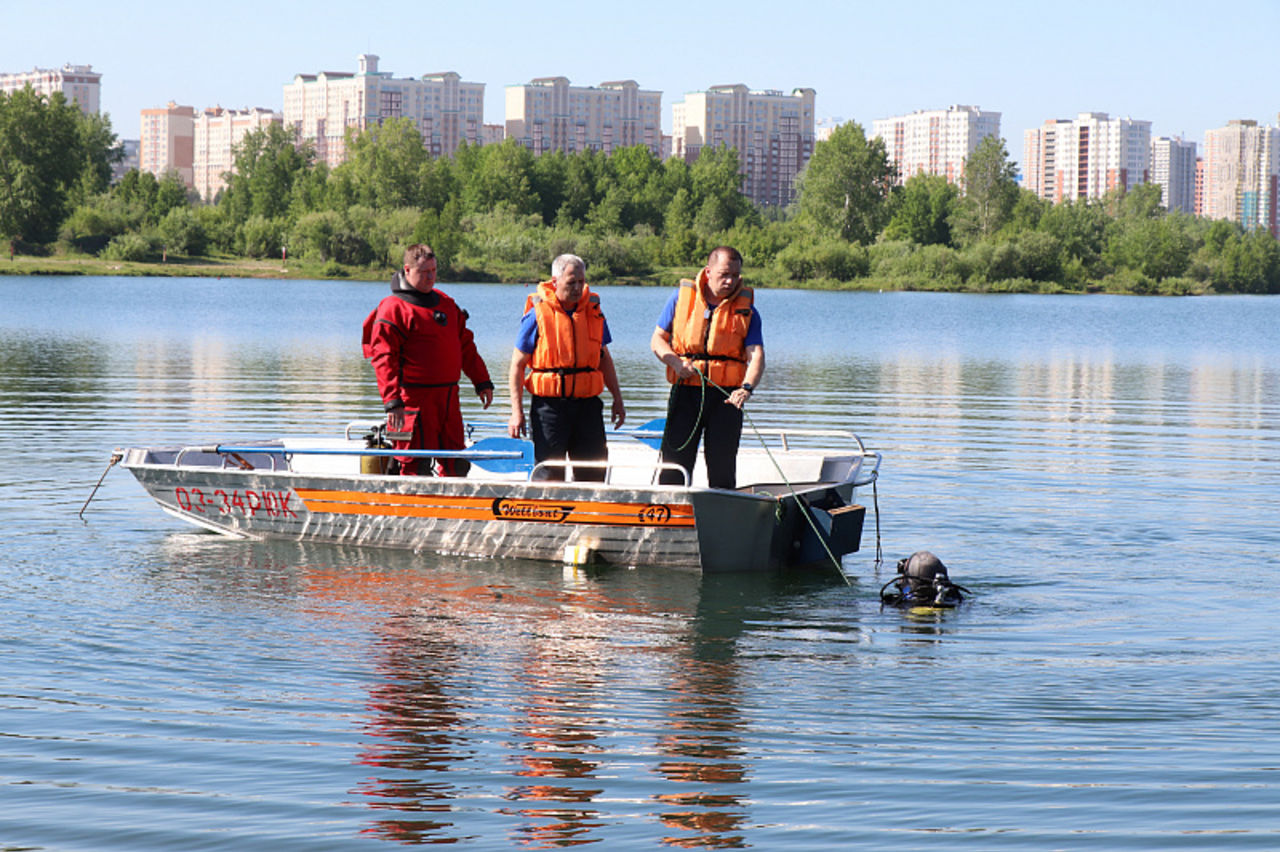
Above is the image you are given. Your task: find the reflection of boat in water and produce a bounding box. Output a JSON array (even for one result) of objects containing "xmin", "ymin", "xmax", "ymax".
[
  {"xmin": 310, "ymin": 546, "xmax": 779, "ymax": 848},
  {"xmin": 119, "ymin": 420, "xmax": 880, "ymax": 573},
  {"xmin": 135, "ymin": 536, "xmax": 812, "ymax": 847}
]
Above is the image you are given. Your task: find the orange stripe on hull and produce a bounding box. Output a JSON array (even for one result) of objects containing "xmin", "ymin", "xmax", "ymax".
[{"xmin": 294, "ymin": 488, "xmax": 696, "ymax": 528}]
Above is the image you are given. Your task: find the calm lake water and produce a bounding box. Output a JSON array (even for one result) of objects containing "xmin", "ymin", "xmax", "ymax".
[{"xmin": 2, "ymin": 274, "xmax": 1279, "ymax": 850}]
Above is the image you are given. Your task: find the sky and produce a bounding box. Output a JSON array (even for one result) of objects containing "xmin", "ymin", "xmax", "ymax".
[{"xmin": 6, "ymin": 0, "xmax": 1279, "ymax": 167}]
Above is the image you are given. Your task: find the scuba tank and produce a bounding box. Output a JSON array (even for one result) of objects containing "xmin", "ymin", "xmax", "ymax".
[
  {"xmin": 361, "ymin": 423, "xmax": 395, "ymax": 475},
  {"xmin": 880, "ymin": 551, "xmax": 971, "ymax": 607}
]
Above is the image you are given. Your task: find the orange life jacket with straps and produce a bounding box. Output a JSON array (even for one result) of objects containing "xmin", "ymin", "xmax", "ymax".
[
  {"xmin": 667, "ymin": 270, "xmax": 754, "ymax": 388},
  {"xmin": 524, "ymin": 280, "xmax": 605, "ymax": 398}
]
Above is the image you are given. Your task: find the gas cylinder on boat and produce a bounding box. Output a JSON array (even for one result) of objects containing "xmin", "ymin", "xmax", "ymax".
[{"xmin": 361, "ymin": 424, "xmax": 391, "ymax": 475}]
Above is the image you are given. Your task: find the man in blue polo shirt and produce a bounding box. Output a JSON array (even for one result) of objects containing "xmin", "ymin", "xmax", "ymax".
[
  {"xmin": 508, "ymin": 254, "xmax": 625, "ymax": 481},
  {"xmin": 649, "ymin": 246, "xmax": 765, "ymax": 490}
]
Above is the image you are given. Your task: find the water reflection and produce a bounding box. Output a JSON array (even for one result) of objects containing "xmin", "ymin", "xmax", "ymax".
[
  {"xmin": 220, "ymin": 545, "xmax": 779, "ymax": 848},
  {"xmin": 653, "ymin": 652, "xmax": 750, "ymax": 848},
  {"xmin": 356, "ymin": 615, "xmax": 474, "ymax": 844},
  {"xmin": 135, "ymin": 536, "xmax": 980, "ymax": 848},
  {"xmin": 497, "ymin": 572, "xmax": 613, "ymax": 848},
  {"xmin": 13, "ymin": 279, "xmax": 1280, "ymax": 848},
  {"xmin": 648, "ymin": 575, "xmax": 789, "ymax": 849},
  {"xmin": 288, "ymin": 563, "xmax": 490, "ymax": 845}
]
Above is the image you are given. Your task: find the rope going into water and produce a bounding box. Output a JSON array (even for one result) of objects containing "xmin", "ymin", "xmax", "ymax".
[
  {"xmin": 79, "ymin": 450, "xmax": 123, "ymax": 522},
  {"xmin": 682, "ymin": 369, "xmax": 854, "ymax": 585},
  {"xmin": 872, "ymin": 475, "xmax": 883, "ymax": 567},
  {"xmin": 669, "ymin": 373, "xmax": 706, "ymax": 453}
]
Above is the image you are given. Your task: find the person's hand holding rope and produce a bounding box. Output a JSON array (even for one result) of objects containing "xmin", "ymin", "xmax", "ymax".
[{"xmin": 664, "ymin": 354, "xmax": 698, "ymax": 381}]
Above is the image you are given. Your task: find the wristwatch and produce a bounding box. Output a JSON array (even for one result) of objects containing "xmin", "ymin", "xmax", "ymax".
[{"xmin": 741, "ymin": 383, "xmax": 753, "ymax": 395}]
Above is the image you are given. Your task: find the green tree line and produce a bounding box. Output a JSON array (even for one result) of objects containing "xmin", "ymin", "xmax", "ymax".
[
  {"xmin": 6, "ymin": 86, "xmax": 1280, "ymax": 295},
  {"xmin": 0, "ymin": 87, "xmax": 119, "ymax": 246}
]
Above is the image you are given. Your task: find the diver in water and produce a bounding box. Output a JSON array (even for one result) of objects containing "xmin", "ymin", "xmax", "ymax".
[{"xmin": 880, "ymin": 551, "xmax": 971, "ymax": 608}]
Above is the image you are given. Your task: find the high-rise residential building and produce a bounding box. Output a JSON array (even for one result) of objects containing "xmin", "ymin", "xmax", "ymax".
[
  {"xmin": 0, "ymin": 64, "xmax": 101, "ymax": 114},
  {"xmin": 112, "ymin": 139, "xmax": 140, "ymax": 183},
  {"xmin": 140, "ymin": 101, "xmax": 195, "ymax": 188},
  {"xmin": 871, "ymin": 105, "xmax": 1001, "ymax": 187},
  {"xmin": 1022, "ymin": 118, "xmax": 1066, "ymax": 199},
  {"xmin": 1195, "ymin": 157, "xmax": 1205, "ymax": 217},
  {"xmin": 1149, "ymin": 136, "xmax": 1197, "ymax": 214},
  {"xmin": 672, "ymin": 84, "xmax": 816, "ymax": 208},
  {"xmin": 283, "ymin": 54, "xmax": 484, "ymax": 167},
  {"xmin": 1023, "ymin": 112, "xmax": 1151, "ymax": 202},
  {"xmin": 815, "ymin": 118, "xmax": 841, "ymax": 143},
  {"xmin": 1201, "ymin": 119, "xmax": 1280, "ymax": 236},
  {"xmin": 193, "ymin": 106, "xmax": 281, "ymax": 201},
  {"xmin": 505, "ymin": 77, "xmax": 662, "ymax": 156}
]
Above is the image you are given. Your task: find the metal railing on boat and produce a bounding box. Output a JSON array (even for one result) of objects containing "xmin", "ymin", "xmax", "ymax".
[
  {"xmin": 172, "ymin": 443, "xmax": 527, "ymax": 473},
  {"xmin": 173, "ymin": 446, "xmax": 285, "ymax": 471},
  {"xmin": 529, "ymin": 458, "xmax": 691, "ymax": 486},
  {"xmin": 344, "ymin": 418, "xmax": 882, "ymax": 487}
]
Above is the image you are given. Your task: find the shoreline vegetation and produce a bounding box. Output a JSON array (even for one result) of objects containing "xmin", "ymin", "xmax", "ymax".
[
  {"xmin": 5, "ymin": 88, "xmax": 1280, "ymax": 296},
  {"xmin": 0, "ymin": 251, "xmax": 1155, "ymax": 294}
]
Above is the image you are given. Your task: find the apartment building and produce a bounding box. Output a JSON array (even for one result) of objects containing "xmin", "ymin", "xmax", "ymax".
[
  {"xmin": 112, "ymin": 139, "xmax": 140, "ymax": 183},
  {"xmin": 872, "ymin": 105, "xmax": 1001, "ymax": 187},
  {"xmin": 0, "ymin": 64, "xmax": 101, "ymax": 114},
  {"xmin": 1149, "ymin": 136, "xmax": 1197, "ymax": 214},
  {"xmin": 1201, "ymin": 119, "xmax": 1280, "ymax": 236},
  {"xmin": 815, "ymin": 119, "xmax": 841, "ymax": 143},
  {"xmin": 140, "ymin": 101, "xmax": 195, "ymax": 188},
  {"xmin": 505, "ymin": 77, "xmax": 662, "ymax": 156},
  {"xmin": 193, "ymin": 106, "xmax": 281, "ymax": 201},
  {"xmin": 1195, "ymin": 157, "xmax": 1205, "ymax": 217},
  {"xmin": 672, "ymin": 84, "xmax": 816, "ymax": 208},
  {"xmin": 1023, "ymin": 112, "xmax": 1151, "ymax": 202},
  {"xmin": 284, "ymin": 54, "xmax": 484, "ymax": 167}
]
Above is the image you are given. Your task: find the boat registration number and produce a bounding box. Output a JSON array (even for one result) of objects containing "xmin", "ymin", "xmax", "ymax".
[{"xmin": 173, "ymin": 486, "xmax": 299, "ymax": 518}]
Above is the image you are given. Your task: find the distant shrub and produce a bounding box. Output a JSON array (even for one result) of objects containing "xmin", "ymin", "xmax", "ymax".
[
  {"xmin": 984, "ymin": 276, "xmax": 1045, "ymax": 294},
  {"xmin": 867, "ymin": 240, "xmax": 915, "ymax": 276},
  {"xmin": 1155, "ymin": 276, "xmax": 1203, "ymax": 296},
  {"xmin": 321, "ymin": 260, "xmax": 349, "ymax": 278},
  {"xmin": 238, "ymin": 215, "xmax": 285, "ymax": 259},
  {"xmin": 774, "ymin": 239, "xmax": 868, "ymax": 283},
  {"xmin": 59, "ymin": 204, "xmax": 129, "ymax": 255},
  {"xmin": 1097, "ymin": 268, "xmax": 1155, "ymax": 294},
  {"xmin": 330, "ymin": 228, "xmax": 374, "ymax": 266},
  {"xmin": 101, "ymin": 233, "xmax": 154, "ymax": 262},
  {"xmin": 157, "ymin": 207, "xmax": 208, "ymax": 256},
  {"xmin": 290, "ymin": 211, "xmax": 342, "ymax": 260}
]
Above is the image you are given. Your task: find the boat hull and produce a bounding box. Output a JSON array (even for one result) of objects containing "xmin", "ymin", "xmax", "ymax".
[
  {"xmin": 123, "ymin": 459, "xmax": 823, "ymax": 573},
  {"xmin": 118, "ymin": 424, "xmax": 878, "ymax": 574}
]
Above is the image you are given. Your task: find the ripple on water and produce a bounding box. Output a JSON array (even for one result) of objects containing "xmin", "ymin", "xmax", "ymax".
[{"xmin": 3, "ymin": 279, "xmax": 1280, "ymax": 848}]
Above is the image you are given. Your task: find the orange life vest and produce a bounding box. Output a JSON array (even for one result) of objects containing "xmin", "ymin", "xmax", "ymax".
[
  {"xmin": 524, "ymin": 280, "xmax": 605, "ymax": 398},
  {"xmin": 668, "ymin": 270, "xmax": 754, "ymax": 388}
]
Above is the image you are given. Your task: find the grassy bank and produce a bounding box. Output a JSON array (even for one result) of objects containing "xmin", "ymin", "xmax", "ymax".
[
  {"xmin": 2, "ymin": 253, "xmax": 359, "ymax": 281},
  {"xmin": 1, "ymin": 252, "xmax": 686, "ymax": 287},
  {"xmin": 0, "ymin": 251, "xmax": 1217, "ymax": 295}
]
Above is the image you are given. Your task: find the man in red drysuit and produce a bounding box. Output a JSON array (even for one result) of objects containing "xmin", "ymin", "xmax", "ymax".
[{"xmin": 363, "ymin": 243, "xmax": 493, "ymax": 475}]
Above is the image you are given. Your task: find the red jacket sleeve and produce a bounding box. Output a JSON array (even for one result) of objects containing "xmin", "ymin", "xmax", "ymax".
[
  {"xmin": 368, "ymin": 301, "xmax": 407, "ymax": 410},
  {"xmin": 456, "ymin": 310, "xmax": 492, "ymax": 391}
]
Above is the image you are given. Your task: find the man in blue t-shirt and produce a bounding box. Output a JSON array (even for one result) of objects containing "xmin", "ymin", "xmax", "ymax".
[
  {"xmin": 650, "ymin": 246, "xmax": 765, "ymax": 489},
  {"xmin": 508, "ymin": 254, "xmax": 625, "ymax": 481}
]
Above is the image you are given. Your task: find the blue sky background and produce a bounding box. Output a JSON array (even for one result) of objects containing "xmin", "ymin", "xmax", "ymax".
[{"xmin": 7, "ymin": 0, "xmax": 1277, "ymax": 167}]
